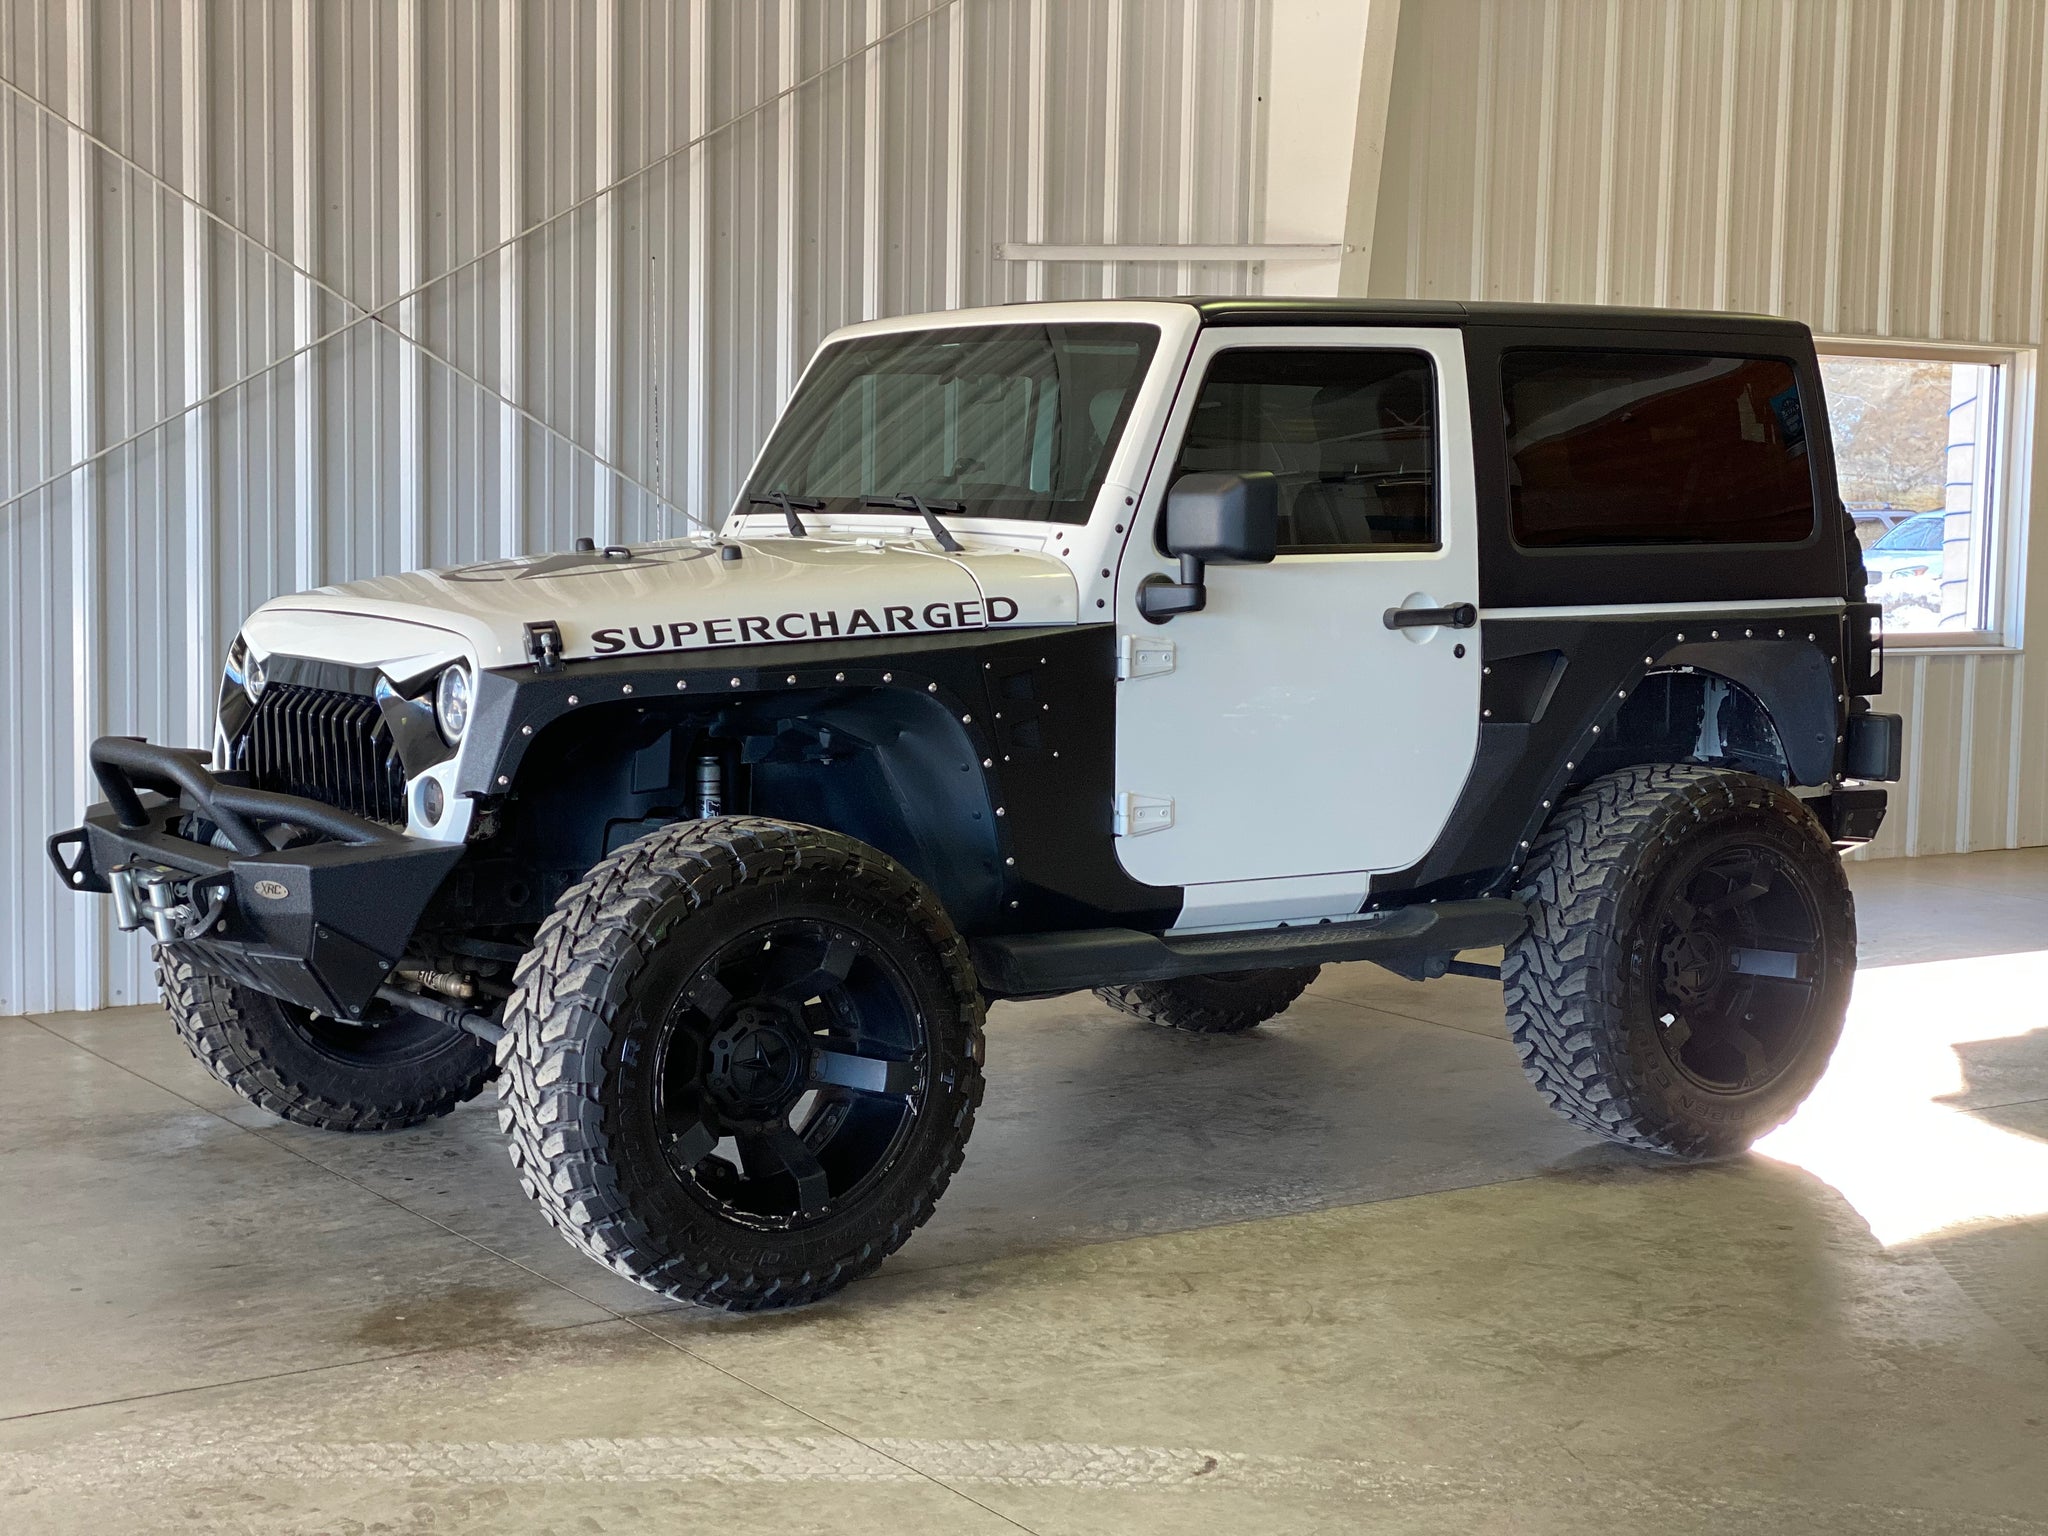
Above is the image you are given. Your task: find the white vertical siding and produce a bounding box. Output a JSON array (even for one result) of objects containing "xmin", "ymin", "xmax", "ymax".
[
  {"xmin": 0, "ymin": 0, "xmax": 1272, "ymax": 1016},
  {"xmin": 1372, "ymin": 0, "xmax": 2048, "ymax": 865}
]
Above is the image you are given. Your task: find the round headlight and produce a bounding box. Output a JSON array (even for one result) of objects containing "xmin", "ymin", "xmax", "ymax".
[
  {"xmin": 434, "ymin": 663, "xmax": 472, "ymax": 745},
  {"xmin": 243, "ymin": 648, "xmax": 267, "ymax": 703}
]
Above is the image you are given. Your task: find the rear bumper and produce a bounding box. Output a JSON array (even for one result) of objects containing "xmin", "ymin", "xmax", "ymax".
[
  {"xmin": 1807, "ymin": 785, "xmax": 1889, "ymax": 848},
  {"xmin": 50, "ymin": 737, "xmax": 463, "ymax": 1018}
]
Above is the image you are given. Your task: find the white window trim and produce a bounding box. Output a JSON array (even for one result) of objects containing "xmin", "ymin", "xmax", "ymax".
[{"xmin": 1816, "ymin": 335, "xmax": 2035, "ymax": 655}]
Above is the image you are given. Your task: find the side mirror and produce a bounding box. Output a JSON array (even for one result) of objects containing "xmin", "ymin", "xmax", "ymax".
[{"xmin": 1139, "ymin": 472, "xmax": 1280, "ymax": 621}]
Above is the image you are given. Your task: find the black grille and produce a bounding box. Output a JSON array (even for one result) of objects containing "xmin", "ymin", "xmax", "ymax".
[{"xmin": 239, "ymin": 682, "xmax": 408, "ymax": 826}]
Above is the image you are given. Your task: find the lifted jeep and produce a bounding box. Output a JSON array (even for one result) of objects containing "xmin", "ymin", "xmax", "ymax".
[{"xmin": 53, "ymin": 299, "xmax": 1904, "ymax": 1309}]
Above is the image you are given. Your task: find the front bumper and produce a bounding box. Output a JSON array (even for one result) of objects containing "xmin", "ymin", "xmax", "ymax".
[{"xmin": 50, "ymin": 737, "xmax": 464, "ymax": 1018}]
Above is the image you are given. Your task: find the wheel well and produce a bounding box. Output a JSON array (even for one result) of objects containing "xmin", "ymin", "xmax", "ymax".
[
  {"xmin": 1579, "ymin": 669, "xmax": 1790, "ymax": 783},
  {"xmin": 442, "ymin": 687, "xmax": 1004, "ymax": 931}
]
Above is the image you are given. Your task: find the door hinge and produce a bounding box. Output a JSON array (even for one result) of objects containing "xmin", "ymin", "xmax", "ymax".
[
  {"xmin": 1113, "ymin": 792, "xmax": 1175, "ymax": 836},
  {"xmin": 1116, "ymin": 634, "xmax": 1176, "ymax": 680}
]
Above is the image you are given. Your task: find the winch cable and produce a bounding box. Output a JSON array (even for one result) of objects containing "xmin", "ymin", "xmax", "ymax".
[{"xmin": 0, "ymin": 0, "xmax": 952, "ymax": 530}]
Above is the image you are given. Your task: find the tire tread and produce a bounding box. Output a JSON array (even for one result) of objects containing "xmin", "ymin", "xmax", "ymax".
[
  {"xmin": 495, "ymin": 816, "xmax": 984, "ymax": 1311},
  {"xmin": 1093, "ymin": 966, "xmax": 1321, "ymax": 1034},
  {"xmin": 1502, "ymin": 763, "xmax": 1852, "ymax": 1160},
  {"xmin": 159, "ymin": 951, "xmax": 493, "ymax": 1132}
]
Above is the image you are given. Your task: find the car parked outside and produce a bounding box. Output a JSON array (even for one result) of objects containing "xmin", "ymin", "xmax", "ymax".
[
  {"xmin": 1862, "ymin": 509, "xmax": 1945, "ymax": 628},
  {"xmin": 1848, "ymin": 504, "xmax": 1915, "ymax": 550}
]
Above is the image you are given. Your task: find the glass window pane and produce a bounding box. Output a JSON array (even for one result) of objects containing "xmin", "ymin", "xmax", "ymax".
[
  {"xmin": 741, "ymin": 324, "xmax": 1158, "ymax": 525},
  {"xmin": 1170, "ymin": 349, "xmax": 1438, "ymax": 553},
  {"xmin": 1503, "ymin": 350, "xmax": 1816, "ymax": 547},
  {"xmin": 1821, "ymin": 354, "xmax": 1999, "ymax": 635}
]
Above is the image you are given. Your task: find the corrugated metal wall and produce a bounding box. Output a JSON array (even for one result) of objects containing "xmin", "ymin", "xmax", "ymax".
[
  {"xmin": 0, "ymin": 0, "xmax": 1271, "ymax": 1016},
  {"xmin": 1372, "ymin": 0, "xmax": 2048, "ymax": 864}
]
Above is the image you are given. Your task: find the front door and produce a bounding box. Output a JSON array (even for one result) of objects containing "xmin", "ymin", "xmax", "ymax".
[{"xmin": 1111, "ymin": 327, "xmax": 1482, "ymax": 923}]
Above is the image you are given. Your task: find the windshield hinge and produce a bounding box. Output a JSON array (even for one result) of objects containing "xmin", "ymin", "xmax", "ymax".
[
  {"xmin": 1112, "ymin": 792, "xmax": 1175, "ymax": 837},
  {"xmin": 1116, "ymin": 634, "xmax": 1176, "ymax": 681}
]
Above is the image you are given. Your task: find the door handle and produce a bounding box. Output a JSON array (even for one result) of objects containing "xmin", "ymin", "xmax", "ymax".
[{"xmin": 1383, "ymin": 602, "xmax": 1478, "ymax": 631}]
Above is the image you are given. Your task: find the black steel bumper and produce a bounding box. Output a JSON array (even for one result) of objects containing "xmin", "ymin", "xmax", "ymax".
[
  {"xmin": 1808, "ymin": 784, "xmax": 1889, "ymax": 847},
  {"xmin": 49, "ymin": 737, "xmax": 463, "ymax": 1018}
]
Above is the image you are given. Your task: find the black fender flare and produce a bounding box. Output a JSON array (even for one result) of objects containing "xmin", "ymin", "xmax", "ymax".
[{"xmin": 1655, "ymin": 639, "xmax": 1837, "ymax": 785}]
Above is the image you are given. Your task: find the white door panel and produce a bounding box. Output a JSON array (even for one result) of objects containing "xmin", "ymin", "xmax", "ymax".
[{"xmin": 1112, "ymin": 328, "xmax": 1482, "ymax": 897}]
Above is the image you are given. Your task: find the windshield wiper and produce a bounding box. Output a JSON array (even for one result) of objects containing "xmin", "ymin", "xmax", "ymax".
[
  {"xmin": 747, "ymin": 490, "xmax": 826, "ymax": 537},
  {"xmin": 863, "ymin": 493, "xmax": 965, "ymax": 553}
]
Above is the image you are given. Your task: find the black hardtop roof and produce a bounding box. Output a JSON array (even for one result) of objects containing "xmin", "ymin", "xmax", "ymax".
[{"xmin": 1171, "ymin": 296, "xmax": 1811, "ymax": 339}]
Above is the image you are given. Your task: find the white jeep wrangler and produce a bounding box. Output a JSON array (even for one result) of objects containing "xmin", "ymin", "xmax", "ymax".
[{"xmin": 54, "ymin": 298, "xmax": 1904, "ymax": 1309}]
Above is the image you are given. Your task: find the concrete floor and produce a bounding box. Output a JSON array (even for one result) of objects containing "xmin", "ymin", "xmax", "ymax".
[{"xmin": 3, "ymin": 849, "xmax": 2047, "ymax": 1534}]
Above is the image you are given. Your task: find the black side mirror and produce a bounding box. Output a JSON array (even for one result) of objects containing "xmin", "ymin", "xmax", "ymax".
[{"xmin": 1138, "ymin": 472, "xmax": 1279, "ymax": 621}]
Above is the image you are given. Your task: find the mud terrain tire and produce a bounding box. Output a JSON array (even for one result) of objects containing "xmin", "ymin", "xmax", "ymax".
[
  {"xmin": 1094, "ymin": 966, "xmax": 1321, "ymax": 1034},
  {"xmin": 1503, "ymin": 764, "xmax": 1854, "ymax": 1160},
  {"xmin": 497, "ymin": 817, "xmax": 984, "ymax": 1310},
  {"xmin": 160, "ymin": 950, "xmax": 495, "ymax": 1131}
]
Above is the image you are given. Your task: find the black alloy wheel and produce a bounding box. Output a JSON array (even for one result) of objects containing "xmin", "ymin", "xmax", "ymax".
[
  {"xmin": 1648, "ymin": 843, "xmax": 1825, "ymax": 1096},
  {"xmin": 1504, "ymin": 764, "xmax": 1855, "ymax": 1159},
  {"xmin": 648, "ymin": 918, "xmax": 928, "ymax": 1229},
  {"xmin": 498, "ymin": 817, "xmax": 984, "ymax": 1310}
]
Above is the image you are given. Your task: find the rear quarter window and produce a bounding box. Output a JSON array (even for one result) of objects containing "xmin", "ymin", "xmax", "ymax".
[{"xmin": 1503, "ymin": 349, "xmax": 1816, "ymax": 548}]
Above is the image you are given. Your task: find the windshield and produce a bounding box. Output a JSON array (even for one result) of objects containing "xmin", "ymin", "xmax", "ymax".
[
  {"xmin": 739, "ymin": 323, "xmax": 1160, "ymax": 526},
  {"xmin": 1873, "ymin": 513, "xmax": 1943, "ymax": 552}
]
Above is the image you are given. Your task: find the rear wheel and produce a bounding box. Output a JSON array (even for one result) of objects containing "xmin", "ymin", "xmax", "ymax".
[
  {"xmin": 1503, "ymin": 764, "xmax": 1854, "ymax": 1160},
  {"xmin": 497, "ymin": 817, "xmax": 984, "ymax": 1310},
  {"xmin": 159, "ymin": 951, "xmax": 495, "ymax": 1131},
  {"xmin": 1094, "ymin": 966, "xmax": 1321, "ymax": 1035}
]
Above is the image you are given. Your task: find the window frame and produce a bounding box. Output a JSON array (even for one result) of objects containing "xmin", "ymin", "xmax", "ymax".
[
  {"xmin": 1165, "ymin": 344, "xmax": 1444, "ymax": 558},
  {"xmin": 1817, "ymin": 336, "xmax": 2031, "ymax": 653},
  {"xmin": 1498, "ymin": 344, "xmax": 1825, "ymax": 555}
]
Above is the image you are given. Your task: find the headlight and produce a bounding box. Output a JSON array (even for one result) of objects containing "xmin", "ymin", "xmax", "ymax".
[
  {"xmin": 434, "ymin": 663, "xmax": 472, "ymax": 745},
  {"xmin": 242, "ymin": 645, "xmax": 267, "ymax": 703}
]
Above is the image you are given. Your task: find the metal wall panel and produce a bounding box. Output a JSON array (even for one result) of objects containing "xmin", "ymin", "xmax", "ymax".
[
  {"xmin": 1373, "ymin": 0, "xmax": 2048, "ymax": 865},
  {"xmin": 0, "ymin": 0, "xmax": 1271, "ymax": 1016}
]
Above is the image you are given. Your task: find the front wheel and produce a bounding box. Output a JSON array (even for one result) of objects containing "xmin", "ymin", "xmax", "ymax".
[
  {"xmin": 1503, "ymin": 765, "xmax": 1855, "ymax": 1160},
  {"xmin": 159, "ymin": 951, "xmax": 496, "ymax": 1131},
  {"xmin": 497, "ymin": 817, "xmax": 985, "ymax": 1310}
]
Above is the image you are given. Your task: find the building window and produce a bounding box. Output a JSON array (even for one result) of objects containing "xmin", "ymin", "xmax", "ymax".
[
  {"xmin": 1501, "ymin": 350, "xmax": 1816, "ymax": 548},
  {"xmin": 1820, "ymin": 350, "xmax": 2007, "ymax": 640}
]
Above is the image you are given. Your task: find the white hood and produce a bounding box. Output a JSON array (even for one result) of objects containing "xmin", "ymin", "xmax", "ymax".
[{"xmin": 244, "ymin": 533, "xmax": 1079, "ymax": 671}]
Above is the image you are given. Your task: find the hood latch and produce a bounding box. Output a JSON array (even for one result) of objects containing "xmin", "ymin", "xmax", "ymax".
[{"xmin": 524, "ymin": 620, "xmax": 565, "ymax": 674}]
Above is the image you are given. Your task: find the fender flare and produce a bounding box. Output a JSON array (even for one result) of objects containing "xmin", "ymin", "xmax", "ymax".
[{"xmin": 1656, "ymin": 639, "xmax": 1837, "ymax": 785}]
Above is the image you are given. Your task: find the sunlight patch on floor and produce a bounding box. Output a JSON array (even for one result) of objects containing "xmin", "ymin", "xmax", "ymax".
[{"xmin": 1755, "ymin": 948, "xmax": 2048, "ymax": 1247}]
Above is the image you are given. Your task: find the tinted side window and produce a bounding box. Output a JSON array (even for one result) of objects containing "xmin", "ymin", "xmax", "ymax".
[
  {"xmin": 1171, "ymin": 349, "xmax": 1437, "ymax": 553},
  {"xmin": 1503, "ymin": 350, "xmax": 1815, "ymax": 547}
]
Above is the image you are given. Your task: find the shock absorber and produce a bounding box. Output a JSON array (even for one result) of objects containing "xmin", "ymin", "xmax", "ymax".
[{"xmin": 693, "ymin": 750, "xmax": 725, "ymax": 820}]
